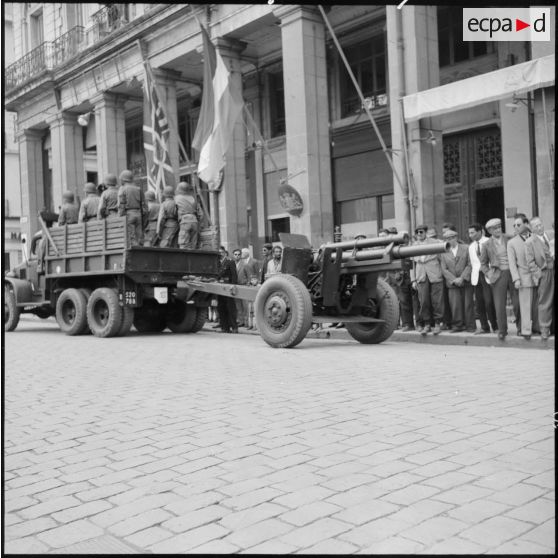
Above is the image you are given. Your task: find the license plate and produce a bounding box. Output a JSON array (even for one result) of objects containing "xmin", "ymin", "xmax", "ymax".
[{"xmin": 123, "ymin": 290, "xmax": 138, "ymax": 306}]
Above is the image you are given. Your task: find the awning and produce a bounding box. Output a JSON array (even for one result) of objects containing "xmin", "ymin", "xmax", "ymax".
[{"xmin": 402, "ymin": 54, "xmax": 555, "ymax": 122}]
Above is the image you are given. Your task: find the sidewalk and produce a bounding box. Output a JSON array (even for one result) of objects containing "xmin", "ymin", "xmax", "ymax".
[{"xmin": 207, "ymin": 321, "xmax": 554, "ymax": 350}]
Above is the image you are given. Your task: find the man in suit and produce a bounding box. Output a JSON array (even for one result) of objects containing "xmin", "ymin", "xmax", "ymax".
[
  {"xmin": 467, "ymin": 223, "xmax": 498, "ymax": 334},
  {"xmin": 440, "ymin": 229, "xmax": 475, "ymax": 332},
  {"xmin": 480, "ymin": 217, "xmax": 520, "ymax": 340},
  {"xmin": 259, "ymin": 243, "xmax": 273, "ymax": 284},
  {"xmin": 238, "ymin": 248, "xmax": 260, "ymax": 330},
  {"xmin": 411, "ymin": 224, "xmax": 445, "ymax": 335},
  {"xmin": 232, "ymin": 248, "xmax": 245, "ymax": 326},
  {"xmin": 525, "ymin": 216, "xmax": 554, "ymax": 340},
  {"xmin": 508, "ymin": 213, "xmax": 536, "ymax": 340},
  {"xmin": 217, "ymin": 246, "xmax": 238, "ymax": 333}
]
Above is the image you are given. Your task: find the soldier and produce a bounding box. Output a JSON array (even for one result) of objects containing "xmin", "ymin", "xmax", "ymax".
[
  {"xmin": 78, "ymin": 182, "xmax": 100, "ymax": 223},
  {"xmin": 58, "ymin": 191, "xmax": 79, "ymax": 225},
  {"xmin": 156, "ymin": 186, "xmax": 179, "ymax": 248},
  {"xmin": 143, "ymin": 190, "xmax": 160, "ymax": 247},
  {"xmin": 118, "ymin": 170, "xmax": 147, "ymax": 247},
  {"xmin": 175, "ymin": 181, "xmax": 199, "ymax": 250},
  {"xmin": 97, "ymin": 173, "xmax": 119, "ymax": 219}
]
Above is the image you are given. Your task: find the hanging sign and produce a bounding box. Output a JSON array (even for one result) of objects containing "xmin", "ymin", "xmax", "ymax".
[{"xmin": 278, "ymin": 183, "xmax": 303, "ymax": 216}]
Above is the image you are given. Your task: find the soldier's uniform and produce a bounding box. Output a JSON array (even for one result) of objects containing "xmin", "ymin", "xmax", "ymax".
[
  {"xmin": 156, "ymin": 186, "xmax": 179, "ymax": 248},
  {"xmin": 175, "ymin": 182, "xmax": 199, "ymax": 250},
  {"xmin": 143, "ymin": 190, "xmax": 161, "ymax": 247},
  {"xmin": 97, "ymin": 174, "xmax": 119, "ymax": 219},
  {"xmin": 78, "ymin": 183, "xmax": 100, "ymax": 223},
  {"xmin": 58, "ymin": 191, "xmax": 79, "ymax": 225},
  {"xmin": 118, "ymin": 170, "xmax": 147, "ymax": 247}
]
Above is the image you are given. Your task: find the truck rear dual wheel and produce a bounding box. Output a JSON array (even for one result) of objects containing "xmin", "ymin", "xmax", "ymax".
[
  {"xmin": 254, "ymin": 274, "xmax": 312, "ymax": 348},
  {"xmin": 4, "ymin": 286, "xmax": 21, "ymax": 332},
  {"xmin": 56, "ymin": 288, "xmax": 88, "ymax": 336},
  {"xmin": 345, "ymin": 279, "xmax": 400, "ymax": 344},
  {"xmin": 86, "ymin": 287, "xmax": 122, "ymax": 338}
]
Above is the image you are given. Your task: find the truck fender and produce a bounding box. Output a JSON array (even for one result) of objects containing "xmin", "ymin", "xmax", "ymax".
[{"xmin": 4, "ymin": 277, "xmax": 35, "ymax": 304}]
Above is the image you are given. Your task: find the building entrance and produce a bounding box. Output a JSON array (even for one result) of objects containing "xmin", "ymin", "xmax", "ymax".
[{"xmin": 443, "ymin": 126, "xmax": 505, "ymax": 237}]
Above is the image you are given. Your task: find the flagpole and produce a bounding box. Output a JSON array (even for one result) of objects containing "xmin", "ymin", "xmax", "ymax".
[{"xmin": 136, "ymin": 39, "xmax": 213, "ymax": 228}]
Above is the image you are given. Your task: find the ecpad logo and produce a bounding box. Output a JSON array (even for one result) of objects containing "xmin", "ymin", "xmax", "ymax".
[{"xmin": 463, "ymin": 8, "xmax": 551, "ymax": 42}]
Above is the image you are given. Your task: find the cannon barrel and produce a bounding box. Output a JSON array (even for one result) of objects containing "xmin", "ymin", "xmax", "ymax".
[
  {"xmin": 323, "ymin": 232, "xmax": 409, "ymax": 252},
  {"xmin": 332, "ymin": 241, "xmax": 450, "ymax": 263}
]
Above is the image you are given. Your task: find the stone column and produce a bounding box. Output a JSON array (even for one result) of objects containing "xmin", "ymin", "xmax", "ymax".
[
  {"xmin": 214, "ymin": 37, "xmax": 248, "ymax": 250},
  {"xmin": 47, "ymin": 112, "xmax": 85, "ymax": 209},
  {"xmin": 18, "ymin": 129, "xmax": 45, "ymax": 240},
  {"xmin": 389, "ymin": 6, "xmax": 444, "ymax": 229},
  {"xmin": 149, "ymin": 68, "xmax": 181, "ymax": 178},
  {"xmin": 273, "ymin": 5, "xmax": 333, "ymax": 246},
  {"xmin": 91, "ymin": 92, "xmax": 127, "ymax": 181}
]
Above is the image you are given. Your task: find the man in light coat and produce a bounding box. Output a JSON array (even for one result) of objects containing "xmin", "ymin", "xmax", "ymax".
[
  {"xmin": 525, "ymin": 216, "xmax": 554, "ymax": 340},
  {"xmin": 467, "ymin": 223, "xmax": 497, "ymax": 334},
  {"xmin": 440, "ymin": 229, "xmax": 475, "ymax": 332},
  {"xmin": 480, "ymin": 217, "xmax": 519, "ymax": 340}
]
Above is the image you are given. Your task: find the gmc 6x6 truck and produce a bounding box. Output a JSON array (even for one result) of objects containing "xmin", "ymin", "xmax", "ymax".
[{"xmin": 4, "ymin": 217, "xmax": 219, "ymax": 337}]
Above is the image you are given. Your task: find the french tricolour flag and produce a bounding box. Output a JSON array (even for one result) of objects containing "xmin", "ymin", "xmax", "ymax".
[{"xmin": 192, "ymin": 23, "xmax": 244, "ymax": 186}]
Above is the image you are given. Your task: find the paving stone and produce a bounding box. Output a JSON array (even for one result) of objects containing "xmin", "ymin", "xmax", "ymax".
[
  {"xmin": 432, "ymin": 484, "xmax": 494, "ymax": 505},
  {"xmin": 423, "ymin": 536, "xmax": 487, "ymax": 554},
  {"xmin": 224, "ymin": 517, "xmax": 293, "ymax": 549},
  {"xmin": 280, "ymin": 501, "xmax": 341, "ymax": 527},
  {"xmin": 272, "ymin": 485, "xmax": 335, "ymax": 509},
  {"xmin": 149, "ymin": 524, "xmax": 230, "ymax": 553},
  {"xmin": 339, "ymin": 516, "xmax": 403, "ymax": 547},
  {"xmin": 332, "ymin": 500, "xmax": 400, "ymax": 526},
  {"xmin": 422, "ymin": 471, "xmax": 477, "ymax": 490},
  {"xmin": 400, "ymin": 516, "xmax": 468, "ymax": 546},
  {"xmin": 447, "ymin": 499, "xmax": 510, "ymax": 524},
  {"xmin": 36, "ymin": 519, "xmax": 104, "ymax": 548},
  {"xmin": 3, "ymin": 535, "xmax": 50, "ymax": 554},
  {"xmin": 4, "ymin": 495, "xmax": 39, "ymax": 513},
  {"xmin": 363, "ymin": 535, "xmax": 426, "ymax": 554},
  {"xmin": 165, "ymin": 490, "xmax": 224, "ymax": 515},
  {"xmin": 382, "ymin": 499, "xmax": 454, "ymax": 526},
  {"xmin": 491, "ymin": 538, "xmax": 555, "ymax": 554},
  {"xmin": 504, "ymin": 496, "xmax": 555, "ymax": 524},
  {"xmin": 302, "ymin": 537, "xmax": 361, "ymax": 554},
  {"xmin": 124, "ymin": 526, "xmax": 174, "ymax": 548},
  {"xmin": 75, "ymin": 482, "xmax": 131, "ymax": 502},
  {"xmin": 19, "ymin": 495, "xmax": 81, "ymax": 519},
  {"xmin": 488, "ymin": 483, "xmax": 547, "ymax": 506},
  {"xmin": 381, "ymin": 483, "xmax": 440, "ymax": 505},
  {"xmin": 519, "ymin": 519, "xmax": 555, "ymax": 547},
  {"xmin": 473, "ymin": 469, "xmax": 532, "ymax": 491},
  {"xmin": 190, "ymin": 539, "xmax": 241, "ymax": 553},
  {"xmin": 218, "ymin": 502, "xmax": 288, "ymax": 531},
  {"xmin": 52, "ymin": 500, "xmax": 113, "ymax": 523},
  {"xmin": 6, "ymin": 517, "xmax": 58, "ymax": 539},
  {"xmin": 109, "ymin": 508, "xmax": 174, "ymax": 537},
  {"xmin": 460, "ymin": 516, "xmax": 533, "ymax": 547},
  {"xmin": 162, "ymin": 505, "xmax": 229, "ymax": 534},
  {"xmin": 221, "ymin": 487, "xmax": 285, "ymax": 511},
  {"xmin": 523, "ymin": 470, "xmax": 555, "ymax": 489}
]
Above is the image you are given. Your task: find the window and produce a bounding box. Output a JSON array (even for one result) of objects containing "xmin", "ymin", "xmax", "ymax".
[
  {"xmin": 30, "ymin": 10, "xmax": 44, "ymax": 49},
  {"xmin": 339, "ymin": 36, "xmax": 386, "ymax": 118},
  {"xmin": 437, "ymin": 7, "xmax": 494, "ymax": 67},
  {"xmin": 268, "ymin": 217, "xmax": 290, "ymax": 244},
  {"xmin": 336, "ymin": 194, "xmax": 394, "ymax": 238},
  {"xmin": 4, "ymin": 253, "xmax": 11, "ymax": 272},
  {"xmin": 126, "ymin": 125, "xmax": 145, "ymax": 174},
  {"xmin": 269, "ymin": 71, "xmax": 285, "ymax": 138}
]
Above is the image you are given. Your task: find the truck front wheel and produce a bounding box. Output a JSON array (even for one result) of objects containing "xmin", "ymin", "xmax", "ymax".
[
  {"xmin": 56, "ymin": 289, "xmax": 88, "ymax": 336},
  {"xmin": 345, "ymin": 279, "xmax": 399, "ymax": 344},
  {"xmin": 4, "ymin": 286, "xmax": 21, "ymax": 332},
  {"xmin": 254, "ymin": 274, "xmax": 312, "ymax": 348},
  {"xmin": 86, "ymin": 288, "xmax": 123, "ymax": 338}
]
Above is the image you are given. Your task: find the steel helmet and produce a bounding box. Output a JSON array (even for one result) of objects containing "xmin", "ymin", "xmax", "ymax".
[
  {"xmin": 145, "ymin": 190, "xmax": 156, "ymax": 201},
  {"xmin": 62, "ymin": 191, "xmax": 75, "ymax": 202},
  {"xmin": 119, "ymin": 170, "xmax": 134, "ymax": 184},
  {"xmin": 84, "ymin": 182, "xmax": 97, "ymax": 194},
  {"xmin": 163, "ymin": 186, "xmax": 175, "ymax": 198},
  {"xmin": 104, "ymin": 173, "xmax": 117, "ymax": 186},
  {"xmin": 176, "ymin": 182, "xmax": 188, "ymax": 194}
]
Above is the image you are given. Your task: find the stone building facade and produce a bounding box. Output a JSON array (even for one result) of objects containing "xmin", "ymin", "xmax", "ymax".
[{"xmin": 4, "ymin": 3, "xmax": 555, "ymax": 255}]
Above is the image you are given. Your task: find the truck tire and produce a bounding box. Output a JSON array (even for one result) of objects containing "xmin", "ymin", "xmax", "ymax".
[
  {"xmin": 78, "ymin": 289, "xmax": 92, "ymax": 334},
  {"xmin": 86, "ymin": 288, "xmax": 123, "ymax": 338},
  {"xmin": 117, "ymin": 307, "xmax": 134, "ymax": 336},
  {"xmin": 254, "ymin": 274, "xmax": 312, "ymax": 348},
  {"xmin": 133, "ymin": 299, "xmax": 166, "ymax": 333},
  {"xmin": 56, "ymin": 288, "xmax": 88, "ymax": 336},
  {"xmin": 345, "ymin": 279, "xmax": 399, "ymax": 344},
  {"xmin": 190, "ymin": 307, "xmax": 208, "ymax": 333},
  {"xmin": 166, "ymin": 300, "xmax": 196, "ymax": 333},
  {"xmin": 4, "ymin": 286, "xmax": 21, "ymax": 332}
]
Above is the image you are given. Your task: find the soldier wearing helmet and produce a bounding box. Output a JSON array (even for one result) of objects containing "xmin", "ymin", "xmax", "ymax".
[
  {"xmin": 175, "ymin": 181, "xmax": 199, "ymax": 250},
  {"xmin": 156, "ymin": 186, "xmax": 179, "ymax": 248},
  {"xmin": 143, "ymin": 189, "xmax": 161, "ymax": 247},
  {"xmin": 57, "ymin": 191, "xmax": 79, "ymax": 226},
  {"xmin": 97, "ymin": 173, "xmax": 119, "ymax": 219},
  {"xmin": 117, "ymin": 170, "xmax": 148, "ymax": 246},
  {"xmin": 78, "ymin": 183, "xmax": 100, "ymax": 223}
]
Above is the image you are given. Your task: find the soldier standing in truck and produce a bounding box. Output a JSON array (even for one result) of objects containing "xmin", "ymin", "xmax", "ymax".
[
  {"xmin": 118, "ymin": 170, "xmax": 148, "ymax": 247},
  {"xmin": 97, "ymin": 173, "xmax": 119, "ymax": 219},
  {"xmin": 78, "ymin": 183, "xmax": 100, "ymax": 223}
]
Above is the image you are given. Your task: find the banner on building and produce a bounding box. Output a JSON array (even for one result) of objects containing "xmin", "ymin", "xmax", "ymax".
[
  {"xmin": 192, "ymin": 23, "xmax": 244, "ymax": 186},
  {"xmin": 143, "ymin": 64, "xmax": 175, "ymax": 198}
]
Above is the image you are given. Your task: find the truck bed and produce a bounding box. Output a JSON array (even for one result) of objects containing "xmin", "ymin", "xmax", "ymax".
[{"xmin": 45, "ymin": 218, "xmax": 219, "ymax": 282}]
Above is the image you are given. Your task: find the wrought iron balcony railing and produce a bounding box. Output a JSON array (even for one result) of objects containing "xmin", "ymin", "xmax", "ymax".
[
  {"xmin": 51, "ymin": 26, "xmax": 85, "ymax": 67},
  {"xmin": 90, "ymin": 3, "xmax": 130, "ymax": 41},
  {"xmin": 5, "ymin": 42, "xmax": 53, "ymax": 90}
]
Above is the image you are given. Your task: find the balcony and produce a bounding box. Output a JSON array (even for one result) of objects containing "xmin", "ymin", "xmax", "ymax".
[
  {"xmin": 89, "ymin": 4, "xmax": 130, "ymax": 42},
  {"xmin": 51, "ymin": 26, "xmax": 85, "ymax": 67},
  {"xmin": 5, "ymin": 42, "xmax": 54, "ymax": 90}
]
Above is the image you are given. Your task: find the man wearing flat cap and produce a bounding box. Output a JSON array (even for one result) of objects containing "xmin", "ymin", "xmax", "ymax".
[
  {"xmin": 411, "ymin": 224, "xmax": 445, "ymax": 335},
  {"xmin": 440, "ymin": 229, "xmax": 475, "ymax": 332},
  {"xmin": 480, "ymin": 217, "xmax": 519, "ymax": 340}
]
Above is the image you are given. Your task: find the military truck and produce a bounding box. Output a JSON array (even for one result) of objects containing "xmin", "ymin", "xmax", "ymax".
[
  {"xmin": 4, "ymin": 216, "xmax": 219, "ymax": 337},
  {"xmin": 185, "ymin": 232, "xmax": 449, "ymax": 348}
]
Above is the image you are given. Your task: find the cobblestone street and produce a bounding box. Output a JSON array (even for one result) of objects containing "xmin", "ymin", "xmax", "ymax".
[{"xmin": 3, "ymin": 316, "xmax": 555, "ymax": 554}]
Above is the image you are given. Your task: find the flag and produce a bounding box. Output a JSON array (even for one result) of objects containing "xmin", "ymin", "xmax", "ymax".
[
  {"xmin": 143, "ymin": 64, "xmax": 175, "ymax": 199},
  {"xmin": 192, "ymin": 23, "xmax": 243, "ymax": 186}
]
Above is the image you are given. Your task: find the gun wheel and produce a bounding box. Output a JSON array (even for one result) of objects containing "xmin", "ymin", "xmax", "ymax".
[
  {"xmin": 191, "ymin": 307, "xmax": 208, "ymax": 333},
  {"xmin": 4, "ymin": 285, "xmax": 21, "ymax": 332},
  {"xmin": 56, "ymin": 288, "xmax": 89, "ymax": 336},
  {"xmin": 254, "ymin": 274, "xmax": 312, "ymax": 348},
  {"xmin": 166, "ymin": 299, "xmax": 197, "ymax": 333},
  {"xmin": 346, "ymin": 278, "xmax": 399, "ymax": 344},
  {"xmin": 133, "ymin": 298, "xmax": 167, "ymax": 332}
]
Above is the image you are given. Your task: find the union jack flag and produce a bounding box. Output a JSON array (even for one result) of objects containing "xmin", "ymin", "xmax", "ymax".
[{"xmin": 143, "ymin": 64, "xmax": 174, "ymax": 200}]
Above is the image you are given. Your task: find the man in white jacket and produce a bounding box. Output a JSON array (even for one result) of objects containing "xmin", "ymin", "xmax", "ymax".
[{"xmin": 467, "ymin": 223, "xmax": 497, "ymax": 334}]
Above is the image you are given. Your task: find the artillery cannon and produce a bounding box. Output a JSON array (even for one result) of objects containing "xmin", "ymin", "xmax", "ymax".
[{"xmin": 184, "ymin": 232, "xmax": 449, "ymax": 349}]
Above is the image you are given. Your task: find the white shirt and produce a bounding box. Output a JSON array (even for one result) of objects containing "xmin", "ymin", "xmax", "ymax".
[
  {"xmin": 451, "ymin": 245, "xmax": 459, "ymax": 258},
  {"xmin": 468, "ymin": 235, "xmax": 489, "ymax": 286}
]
